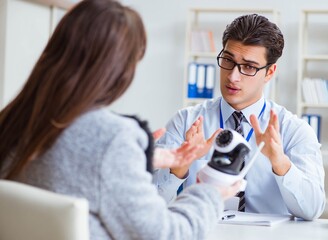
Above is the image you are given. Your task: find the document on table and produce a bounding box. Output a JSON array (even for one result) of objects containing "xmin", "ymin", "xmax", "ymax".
[{"xmin": 218, "ymin": 210, "xmax": 294, "ymax": 227}]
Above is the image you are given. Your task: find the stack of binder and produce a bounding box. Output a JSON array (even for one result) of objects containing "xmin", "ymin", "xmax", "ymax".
[
  {"xmin": 188, "ymin": 62, "xmax": 215, "ymax": 99},
  {"xmin": 190, "ymin": 29, "xmax": 216, "ymax": 53},
  {"xmin": 302, "ymin": 114, "xmax": 321, "ymax": 142}
]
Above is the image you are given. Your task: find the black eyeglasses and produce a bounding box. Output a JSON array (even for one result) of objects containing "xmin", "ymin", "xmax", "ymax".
[{"xmin": 217, "ymin": 51, "xmax": 272, "ymax": 77}]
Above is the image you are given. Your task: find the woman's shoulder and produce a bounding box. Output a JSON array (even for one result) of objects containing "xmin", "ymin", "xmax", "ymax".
[
  {"xmin": 77, "ymin": 108, "xmax": 141, "ymax": 131},
  {"xmin": 64, "ymin": 108, "xmax": 148, "ymax": 148}
]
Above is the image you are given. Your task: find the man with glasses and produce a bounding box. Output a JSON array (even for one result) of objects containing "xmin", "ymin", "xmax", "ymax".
[{"xmin": 153, "ymin": 14, "xmax": 325, "ymax": 220}]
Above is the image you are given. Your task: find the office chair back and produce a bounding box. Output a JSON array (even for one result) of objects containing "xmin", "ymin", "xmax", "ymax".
[{"xmin": 0, "ymin": 180, "xmax": 89, "ymax": 240}]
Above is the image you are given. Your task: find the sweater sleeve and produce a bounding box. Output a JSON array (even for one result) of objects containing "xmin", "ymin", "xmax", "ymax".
[
  {"xmin": 153, "ymin": 109, "xmax": 190, "ymax": 203},
  {"xmin": 97, "ymin": 118, "xmax": 223, "ymax": 240}
]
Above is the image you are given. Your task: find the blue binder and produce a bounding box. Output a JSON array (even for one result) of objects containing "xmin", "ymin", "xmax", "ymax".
[
  {"xmin": 187, "ymin": 62, "xmax": 197, "ymax": 98},
  {"xmin": 302, "ymin": 114, "xmax": 321, "ymax": 142},
  {"xmin": 187, "ymin": 62, "xmax": 215, "ymax": 99}
]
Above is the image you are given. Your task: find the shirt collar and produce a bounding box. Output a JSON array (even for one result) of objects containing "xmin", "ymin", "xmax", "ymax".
[{"xmin": 221, "ymin": 96, "xmax": 265, "ymax": 125}]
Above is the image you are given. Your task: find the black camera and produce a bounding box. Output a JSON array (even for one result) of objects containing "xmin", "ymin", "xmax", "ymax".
[
  {"xmin": 208, "ymin": 129, "xmax": 251, "ymax": 175},
  {"xmin": 197, "ymin": 128, "xmax": 264, "ymax": 189}
]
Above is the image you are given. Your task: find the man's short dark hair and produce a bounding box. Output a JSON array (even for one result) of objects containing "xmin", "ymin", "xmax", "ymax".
[{"xmin": 222, "ymin": 14, "xmax": 284, "ymax": 64}]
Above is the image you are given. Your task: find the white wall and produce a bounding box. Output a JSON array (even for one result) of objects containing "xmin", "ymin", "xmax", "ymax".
[
  {"xmin": 112, "ymin": 0, "xmax": 328, "ymax": 131},
  {"xmin": 0, "ymin": 0, "xmax": 7, "ymax": 101},
  {"xmin": 0, "ymin": 0, "xmax": 51, "ymax": 107},
  {"xmin": 0, "ymin": 0, "xmax": 69, "ymax": 109},
  {"xmin": 5, "ymin": 1, "xmax": 50, "ymax": 104}
]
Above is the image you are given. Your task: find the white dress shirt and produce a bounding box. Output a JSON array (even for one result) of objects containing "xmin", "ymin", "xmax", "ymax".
[{"xmin": 153, "ymin": 96, "xmax": 326, "ymax": 220}]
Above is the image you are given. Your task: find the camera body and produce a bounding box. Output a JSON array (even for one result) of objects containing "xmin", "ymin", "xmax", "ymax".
[
  {"xmin": 197, "ymin": 129, "xmax": 264, "ymax": 190},
  {"xmin": 209, "ymin": 129, "xmax": 250, "ymax": 175}
]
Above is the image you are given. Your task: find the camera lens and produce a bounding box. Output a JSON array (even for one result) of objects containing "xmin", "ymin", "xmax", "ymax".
[{"xmin": 216, "ymin": 130, "xmax": 232, "ymax": 147}]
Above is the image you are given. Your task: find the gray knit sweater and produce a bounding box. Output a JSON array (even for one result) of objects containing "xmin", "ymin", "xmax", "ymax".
[{"xmin": 12, "ymin": 108, "xmax": 223, "ymax": 240}]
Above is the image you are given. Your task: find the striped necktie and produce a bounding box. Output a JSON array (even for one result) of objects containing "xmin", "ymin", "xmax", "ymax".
[
  {"xmin": 232, "ymin": 111, "xmax": 244, "ymax": 137},
  {"xmin": 232, "ymin": 111, "xmax": 246, "ymax": 212}
]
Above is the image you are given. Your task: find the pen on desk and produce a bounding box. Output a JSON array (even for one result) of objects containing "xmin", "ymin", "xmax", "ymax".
[{"xmin": 221, "ymin": 214, "xmax": 236, "ymax": 221}]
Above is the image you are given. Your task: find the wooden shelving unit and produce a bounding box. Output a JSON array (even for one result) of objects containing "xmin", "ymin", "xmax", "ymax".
[{"xmin": 296, "ymin": 9, "xmax": 328, "ymax": 159}]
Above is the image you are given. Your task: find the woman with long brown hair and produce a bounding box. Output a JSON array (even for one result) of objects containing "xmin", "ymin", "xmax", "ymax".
[{"xmin": 0, "ymin": 0, "xmax": 239, "ymax": 239}]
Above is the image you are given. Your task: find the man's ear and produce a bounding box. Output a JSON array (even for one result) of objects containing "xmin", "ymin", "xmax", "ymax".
[{"xmin": 264, "ymin": 64, "xmax": 277, "ymax": 83}]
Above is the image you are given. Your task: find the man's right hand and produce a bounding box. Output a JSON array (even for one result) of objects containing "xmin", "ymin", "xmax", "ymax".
[{"xmin": 170, "ymin": 116, "xmax": 222, "ymax": 178}]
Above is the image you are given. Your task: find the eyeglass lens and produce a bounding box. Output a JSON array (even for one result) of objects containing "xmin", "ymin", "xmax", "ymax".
[{"xmin": 218, "ymin": 57, "xmax": 258, "ymax": 76}]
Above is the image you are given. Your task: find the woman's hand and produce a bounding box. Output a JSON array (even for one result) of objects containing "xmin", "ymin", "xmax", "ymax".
[
  {"xmin": 196, "ymin": 178, "xmax": 242, "ymax": 201},
  {"xmin": 152, "ymin": 127, "xmax": 199, "ymax": 170},
  {"xmin": 152, "ymin": 142, "xmax": 198, "ymax": 169},
  {"xmin": 216, "ymin": 180, "xmax": 242, "ymax": 201},
  {"xmin": 152, "ymin": 128, "xmax": 166, "ymax": 142}
]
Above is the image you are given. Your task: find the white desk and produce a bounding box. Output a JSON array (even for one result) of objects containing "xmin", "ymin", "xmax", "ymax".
[{"xmin": 207, "ymin": 219, "xmax": 328, "ymax": 240}]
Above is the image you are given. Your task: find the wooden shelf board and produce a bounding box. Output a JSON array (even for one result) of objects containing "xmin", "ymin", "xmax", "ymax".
[
  {"xmin": 24, "ymin": 0, "xmax": 78, "ymax": 10},
  {"xmin": 303, "ymin": 9, "xmax": 328, "ymax": 14},
  {"xmin": 303, "ymin": 55, "xmax": 328, "ymax": 61},
  {"xmin": 189, "ymin": 52, "xmax": 218, "ymax": 58},
  {"xmin": 301, "ymin": 103, "xmax": 328, "ymax": 108},
  {"xmin": 190, "ymin": 8, "xmax": 277, "ymax": 14}
]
